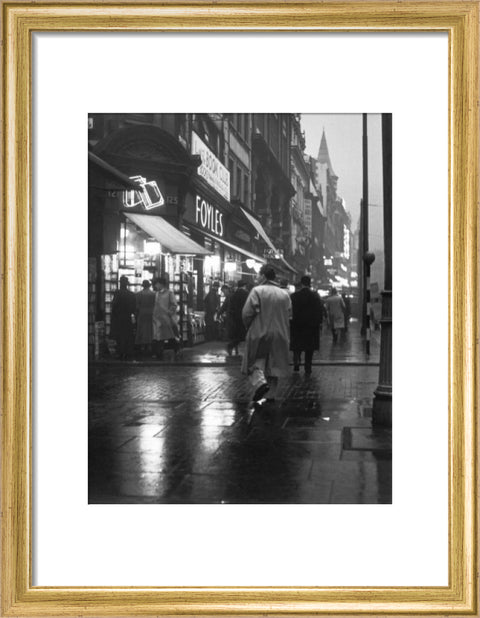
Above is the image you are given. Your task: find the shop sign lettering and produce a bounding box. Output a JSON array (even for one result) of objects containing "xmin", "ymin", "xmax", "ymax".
[
  {"xmin": 191, "ymin": 131, "xmax": 230, "ymax": 201},
  {"xmin": 195, "ymin": 195, "xmax": 224, "ymax": 237}
]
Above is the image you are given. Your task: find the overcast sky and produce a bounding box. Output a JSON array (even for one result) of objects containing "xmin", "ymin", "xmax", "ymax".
[{"xmin": 300, "ymin": 113, "xmax": 384, "ymax": 253}]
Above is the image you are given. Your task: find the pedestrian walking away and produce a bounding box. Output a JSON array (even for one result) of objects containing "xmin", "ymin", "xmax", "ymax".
[
  {"xmin": 135, "ymin": 279, "xmax": 155, "ymax": 356},
  {"xmin": 110, "ymin": 275, "xmax": 136, "ymax": 360},
  {"xmin": 325, "ymin": 287, "xmax": 346, "ymax": 343},
  {"xmin": 241, "ymin": 264, "xmax": 292, "ymax": 404},
  {"xmin": 290, "ymin": 275, "xmax": 322, "ymax": 375},
  {"xmin": 152, "ymin": 277, "xmax": 180, "ymax": 360},
  {"xmin": 225, "ymin": 280, "xmax": 249, "ymax": 355},
  {"xmin": 217, "ymin": 284, "xmax": 232, "ymax": 342},
  {"xmin": 204, "ymin": 281, "xmax": 220, "ymax": 341}
]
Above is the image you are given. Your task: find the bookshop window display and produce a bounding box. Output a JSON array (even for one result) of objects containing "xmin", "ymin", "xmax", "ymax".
[
  {"xmin": 164, "ymin": 253, "xmax": 204, "ymax": 346},
  {"xmin": 93, "ymin": 218, "xmax": 209, "ymax": 357}
]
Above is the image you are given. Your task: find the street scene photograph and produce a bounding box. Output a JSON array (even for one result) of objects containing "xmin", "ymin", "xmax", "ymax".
[{"xmin": 88, "ymin": 113, "xmax": 392, "ymax": 504}]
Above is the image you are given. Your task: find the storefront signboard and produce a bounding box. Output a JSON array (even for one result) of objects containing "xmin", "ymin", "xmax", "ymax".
[
  {"xmin": 191, "ymin": 131, "xmax": 230, "ymax": 201},
  {"xmin": 194, "ymin": 195, "xmax": 224, "ymax": 238}
]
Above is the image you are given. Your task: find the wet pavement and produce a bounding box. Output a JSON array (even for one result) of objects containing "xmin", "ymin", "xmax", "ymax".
[
  {"xmin": 89, "ymin": 325, "xmax": 391, "ymax": 504},
  {"xmin": 92, "ymin": 318, "xmax": 381, "ymax": 367}
]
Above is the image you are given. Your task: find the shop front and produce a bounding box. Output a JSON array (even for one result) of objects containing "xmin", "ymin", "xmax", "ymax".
[
  {"xmin": 239, "ymin": 207, "xmax": 297, "ymax": 278},
  {"xmin": 182, "ymin": 185, "xmax": 268, "ymax": 308},
  {"xmin": 119, "ymin": 212, "xmax": 211, "ymax": 346},
  {"xmin": 89, "ymin": 124, "xmax": 212, "ymax": 355},
  {"xmin": 88, "ymin": 152, "xmax": 142, "ymax": 360}
]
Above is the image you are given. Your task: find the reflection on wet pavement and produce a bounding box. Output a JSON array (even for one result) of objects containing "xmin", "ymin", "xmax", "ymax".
[{"xmin": 89, "ymin": 365, "xmax": 391, "ymax": 504}]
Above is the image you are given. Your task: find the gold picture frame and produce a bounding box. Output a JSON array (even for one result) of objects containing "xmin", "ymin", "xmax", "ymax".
[{"xmin": 1, "ymin": 1, "xmax": 478, "ymax": 615}]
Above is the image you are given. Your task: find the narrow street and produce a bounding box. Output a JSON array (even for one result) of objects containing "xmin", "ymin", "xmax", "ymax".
[{"xmin": 89, "ymin": 322, "xmax": 391, "ymax": 504}]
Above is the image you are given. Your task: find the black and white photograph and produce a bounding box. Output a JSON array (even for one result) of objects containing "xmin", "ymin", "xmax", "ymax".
[{"xmin": 88, "ymin": 113, "xmax": 392, "ymax": 504}]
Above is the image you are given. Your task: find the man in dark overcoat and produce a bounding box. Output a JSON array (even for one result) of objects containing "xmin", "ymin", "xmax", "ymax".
[
  {"xmin": 204, "ymin": 282, "xmax": 220, "ymax": 341},
  {"xmin": 290, "ymin": 275, "xmax": 323, "ymax": 375},
  {"xmin": 225, "ymin": 280, "xmax": 249, "ymax": 355},
  {"xmin": 110, "ymin": 275, "xmax": 137, "ymax": 360}
]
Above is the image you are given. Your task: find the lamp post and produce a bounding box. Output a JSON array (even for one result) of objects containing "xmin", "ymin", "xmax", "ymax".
[
  {"xmin": 372, "ymin": 113, "xmax": 392, "ymax": 427},
  {"xmin": 363, "ymin": 251, "xmax": 376, "ymax": 355},
  {"xmin": 360, "ymin": 114, "xmax": 369, "ymax": 335}
]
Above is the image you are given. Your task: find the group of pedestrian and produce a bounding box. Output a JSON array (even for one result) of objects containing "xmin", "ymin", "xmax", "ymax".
[
  {"xmin": 110, "ymin": 276, "xmax": 180, "ymax": 361},
  {"xmin": 240, "ymin": 265, "xmax": 352, "ymax": 405},
  {"xmin": 110, "ymin": 268, "xmax": 351, "ymax": 408},
  {"xmin": 204, "ymin": 280, "xmax": 251, "ymax": 354}
]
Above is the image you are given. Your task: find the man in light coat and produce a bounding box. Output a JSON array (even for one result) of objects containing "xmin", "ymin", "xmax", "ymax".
[
  {"xmin": 241, "ymin": 264, "xmax": 292, "ymax": 403},
  {"xmin": 324, "ymin": 286, "xmax": 346, "ymax": 343}
]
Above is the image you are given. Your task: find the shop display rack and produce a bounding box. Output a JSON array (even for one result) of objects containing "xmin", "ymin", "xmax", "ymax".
[{"xmin": 173, "ymin": 272, "xmax": 190, "ymax": 345}]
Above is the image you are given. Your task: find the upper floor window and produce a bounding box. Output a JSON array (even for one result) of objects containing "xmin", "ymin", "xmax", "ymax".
[
  {"xmin": 243, "ymin": 114, "xmax": 250, "ymax": 142},
  {"xmin": 243, "ymin": 172, "xmax": 249, "ymax": 207},
  {"xmin": 236, "ymin": 165, "xmax": 242, "ymax": 201}
]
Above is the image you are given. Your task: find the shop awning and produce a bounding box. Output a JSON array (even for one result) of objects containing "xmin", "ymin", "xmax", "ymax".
[
  {"xmin": 125, "ymin": 213, "xmax": 212, "ymax": 256},
  {"xmin": 240, "ymin": 208, "xmax": 297, "ymax": 273},
  {"xmin": 277, "ymin": 257, "xmax": 297, "ymax": 274},
  {"xmin": 201, "ymin": 230, "xmax": 266, "ymax": 264}
]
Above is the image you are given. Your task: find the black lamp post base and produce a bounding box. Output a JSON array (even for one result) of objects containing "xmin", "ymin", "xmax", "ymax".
[{"xmin": 372, "ymin": 388, "xmax": 392, "ymax": 427}]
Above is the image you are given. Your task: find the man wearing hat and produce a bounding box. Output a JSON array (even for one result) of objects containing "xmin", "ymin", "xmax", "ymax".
[
  {"xmin": 290, "ymin": 275, "xmax": 323, "ymax": 375},
  {"xmin": 241, "ymin": 265, "xmax": 291, "ymax": 403}
]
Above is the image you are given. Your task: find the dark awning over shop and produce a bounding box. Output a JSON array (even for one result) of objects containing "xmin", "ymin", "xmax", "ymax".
[
  {"xmin": 88, "ymin": 151, "xmax": 140, "ymax": 190},
  {"xmin": 201, "ymin": 230, "xmax": 266, "ymax": 264},
  {"xmin": 125, "ymin": 213, "xmax": 212, "ymax": 256},
  {"xmin": 240, "ymin": 208, "xmax": 297, "ymax": 274}
]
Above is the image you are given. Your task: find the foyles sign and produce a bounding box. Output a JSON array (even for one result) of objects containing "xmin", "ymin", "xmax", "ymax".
[
  {"xmin": 191, "ymin": 131, "xmax": 230, "ymax": 201},
  {"xmin": 195, "ymin": 195, "xmax": 224, "ymax": 237}
]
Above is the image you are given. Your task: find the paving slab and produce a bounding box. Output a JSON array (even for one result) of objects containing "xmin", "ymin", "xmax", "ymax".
[{"xmin": 89, "ymin": 362, "xmax": 391, "ymax": 504}]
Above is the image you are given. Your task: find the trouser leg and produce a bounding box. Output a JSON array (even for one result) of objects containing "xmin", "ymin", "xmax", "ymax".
[
  {"xmin": 267, "ymin": 376, "xmax": 278, "ymax": 398},
  {"xmin": 170, "ymin": 338, "xmax": 180, "ymax": 359},
  {"xmin": 304, "ymin": 350, "xmax": 313, "ymax": 374},
  {"xmin": 154, "ymin": 340, "xmax": 164, "ymax": 359},
  {"xmin": 293, "ymin": 351, "xmax": 300, "ymax": 370}
]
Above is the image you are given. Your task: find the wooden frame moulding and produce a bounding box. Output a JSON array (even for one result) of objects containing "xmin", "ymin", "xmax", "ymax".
[{"xmin": 1, "ymin": 1, "xmax": 478, "ymax": 616}]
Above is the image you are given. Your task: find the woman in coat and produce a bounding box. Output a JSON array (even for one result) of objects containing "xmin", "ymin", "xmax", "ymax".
[
  {"xmin": 290, "ymin": 275, "xmax": 322, "ymax": 375},
  {"xmin": 135, "ymin": 279, "xmax": 155, "ymax": 355},
  {"xmin": 241, "ymin": 265, "xmax": 291, "ymax": 403},
  {"xmin": 152, "ymin": 277, "xmax": 179, "ymax": 360}
]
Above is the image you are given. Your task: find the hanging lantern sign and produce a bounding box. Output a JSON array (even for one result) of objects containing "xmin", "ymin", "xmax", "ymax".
[{"xmin": 123, "ymin": 176, "xmax": 165, "ymax": 211}]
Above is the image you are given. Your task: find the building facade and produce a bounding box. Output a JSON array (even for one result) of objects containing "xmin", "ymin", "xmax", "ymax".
[
  {"xmin": 88, "ymin": 113, "xmax": 299, "ymax": 359},
  {"xmin": 250, "ymin": 114, "xmax": 296, "ymax": 270},
  {"xmin": 314, "ymin": 129, "xmax": 352, "ymax": 291},
  {"xmin": 289, "ymin": 115, "xmax": 312, "ymax": 274}
]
